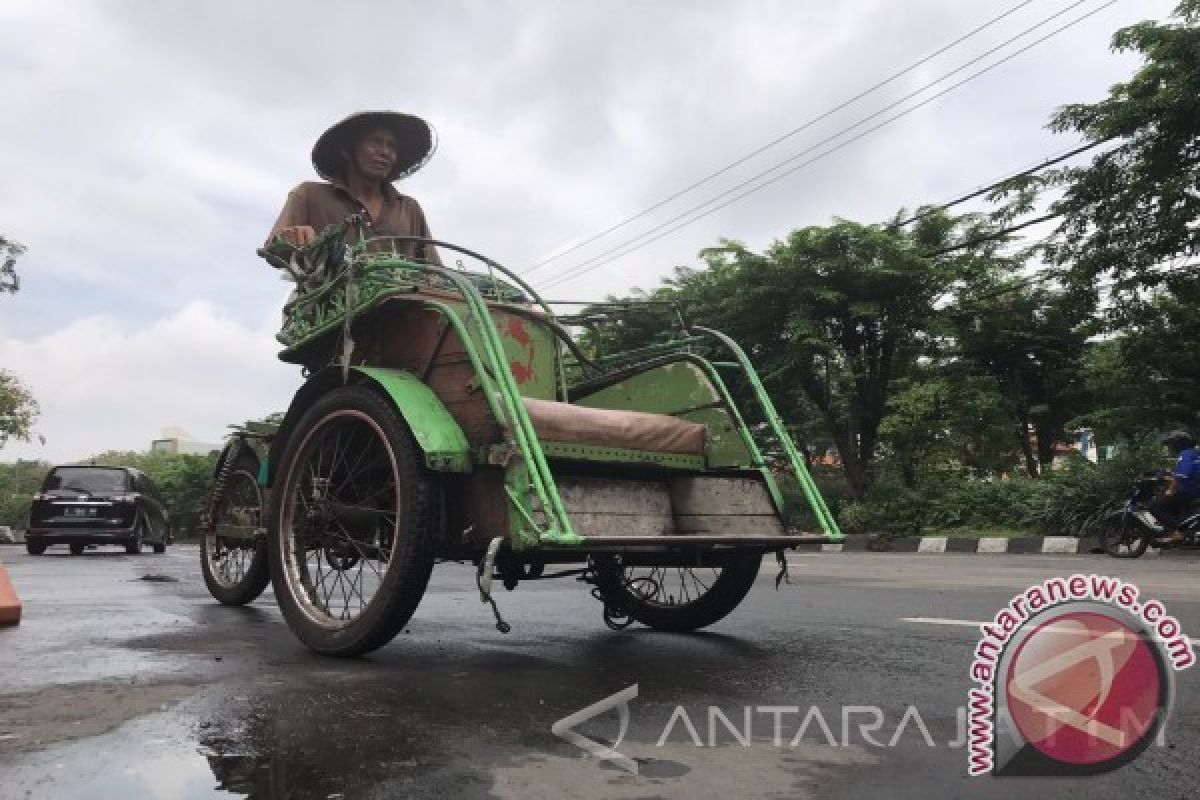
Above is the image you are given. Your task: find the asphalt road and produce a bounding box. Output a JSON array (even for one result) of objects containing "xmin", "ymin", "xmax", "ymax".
[{"xmin": 0, "ymin": 544, "xmax": 1197, "ymax": 799}]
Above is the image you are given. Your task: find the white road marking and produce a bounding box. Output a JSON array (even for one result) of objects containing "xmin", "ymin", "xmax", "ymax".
[{"xmin": 901, "ymin": 616, "xmax": 1200, "ymax": 646}]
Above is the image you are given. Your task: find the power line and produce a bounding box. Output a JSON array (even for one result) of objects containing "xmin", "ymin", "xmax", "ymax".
[
  {"xmin": 522, "ymin": 0, "xmax": 1035, "ymax": 276},
  {"xmin": 948, "ymin": 260, "xmax": 1200, "ymax": 314},
  {"xmin": 922, "ymin": 211, "xmax": 1063, "ymax": 258},
  {"xmin": 895, "ymin": 137, "xmax": 1117, "ymax": 226},
  {"xmin": 539, "ymin": 0, "xmax": 1115, "ymax": 292},
  {"xmin": 537, "ymin": 0, "xmax": 1093, "ymax": 288}
]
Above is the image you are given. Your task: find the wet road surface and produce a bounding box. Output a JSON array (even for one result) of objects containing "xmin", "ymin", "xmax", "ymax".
[{"xmin": 1, "ymin": 545, "xmax": 1197, "ymax": 799}]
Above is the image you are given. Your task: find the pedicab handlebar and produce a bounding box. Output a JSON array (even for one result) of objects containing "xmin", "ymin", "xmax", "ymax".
[{"xmin": 259, "ymin": 215, "xmax": 554, "ymax": 315}]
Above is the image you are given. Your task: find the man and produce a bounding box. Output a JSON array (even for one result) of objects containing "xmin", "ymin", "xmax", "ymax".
[
  {"xmin": 1152, "ymin": 430, "xmax": 1200, "ymax": 545},
  {"xmin": 268, "ymin": 110, "xmax": 441, "ymax": 265}
]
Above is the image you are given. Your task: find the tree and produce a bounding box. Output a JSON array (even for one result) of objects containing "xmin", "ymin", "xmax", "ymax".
[
  {"xmin": 0, "ymin": 369, "xmax": 40, "ymax": 450},
  {"xmin": 948, "ymin": 282, "xmax": 1094, "ymax": 476},
  {"xmin": 1074, "ymin": 271, "xmax": 1200, "ymax": 440},
  {"xmin": 1, "ymin": 235, "xmax": 24, "ymax": 294},
  {"xmin": 588, "ymin": 212, "xmax": 1012, "ymax": 498},
  {"xmin": 1037, "ymin": 1, "xmax": 1200, "ymax": 287},
  {"xmin": 879, "ymin": 367, "xmax": 1019, "ymax": 486},
  {"xmin": 0, "ymin": 459, "xmax": 50, "ymax": 529}
]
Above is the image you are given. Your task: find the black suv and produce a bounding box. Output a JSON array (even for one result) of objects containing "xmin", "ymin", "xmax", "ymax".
[{"xmin": 26, "ymin": 465, "xmax": 170, "ymax": 555}]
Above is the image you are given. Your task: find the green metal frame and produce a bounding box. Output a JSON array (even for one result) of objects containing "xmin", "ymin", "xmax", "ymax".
[
  {"xmin": 690, "ymin": 326, "xmax": 842, "ymax": 540},
  {"xmin": 271, "ymin": 226, "xmax": 842, "ymax": 550},
  {"xmin": 278, "ymin": 238, "xmax": 581, "ymax": 548}
]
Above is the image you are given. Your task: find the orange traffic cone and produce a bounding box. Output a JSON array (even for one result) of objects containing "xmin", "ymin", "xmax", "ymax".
[{"xmin": 0, "ymin": 558, "xmax": 21, "ymax": 626}]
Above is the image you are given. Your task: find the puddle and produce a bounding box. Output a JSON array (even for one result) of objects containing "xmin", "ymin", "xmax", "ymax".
[
  {"xmin": 9, "ymin": 740, "xmax": 363, "ymax": 799},
  {"xmin": 50, "ymin": 752, "xmax": 243, "ymax": 799}
]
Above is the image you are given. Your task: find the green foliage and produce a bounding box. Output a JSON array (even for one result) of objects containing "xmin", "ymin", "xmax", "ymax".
[
  {"xmin": 0, "ymin": 459, "xmax": 50, "ymax": 529},
  {"xmin": 588, "ymin": 213, "xmax": 1016, "ymax": 499},
  {"xmin": 1041, "ymin": 1, "xmax": 1200, "ymax": 286},
  {"xmin": 948, "ymin": 283, "xmax": 1095, "ymax": 476},
  {"xmin": 0, "ymin": 234, "xmax": 24, "ymax": 294},
  {"xmin": 1076, "ymin": 272, "xmax": 1200, "ymax": 440},
  {"xmin": 841, "ymin": 438, "xmax": 1165, "ymax": 537},
  {"xmin": 879, "ymin": 367, "xmax": 1019, "ymax": 484},
  {"xmin": 0, "ymin": 369, "xmax": 40, "ymax": 449},
  {"xmin": 776, "ymin": 463, "xmax": 854, "ymax": 530}
]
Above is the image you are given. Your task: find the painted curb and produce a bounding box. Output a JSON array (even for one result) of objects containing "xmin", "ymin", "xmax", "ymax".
[{"xmin": 791, "ymin": 534, "xmax": 1117, "ymax": 555}]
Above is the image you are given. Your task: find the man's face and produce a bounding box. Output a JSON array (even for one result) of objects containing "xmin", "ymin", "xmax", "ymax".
[{"xmin": 349, "ymin": 127, "xmax": 399, "ymax": 181}]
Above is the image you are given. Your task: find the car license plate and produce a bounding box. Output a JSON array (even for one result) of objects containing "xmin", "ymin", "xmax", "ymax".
[{"xmin": 64, "ymin": 507, "xmax": 96, "ymax": 518}]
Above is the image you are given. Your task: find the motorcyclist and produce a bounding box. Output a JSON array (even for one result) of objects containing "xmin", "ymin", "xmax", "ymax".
[{"xmin": 1151, "ymin": 429, "xmax": 1200, "ymax": 545}]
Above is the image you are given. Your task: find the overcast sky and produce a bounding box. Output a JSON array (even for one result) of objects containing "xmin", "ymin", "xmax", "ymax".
[{"xmin": 0, "ymin": 0, "xmax": 1180, "ymax": 463}]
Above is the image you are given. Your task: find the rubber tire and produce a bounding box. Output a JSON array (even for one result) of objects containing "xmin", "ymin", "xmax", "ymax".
[
  {"xmin": 1103, "ymin": 515, "xmax": 1150, "ymax": 559},
  {"xmin": 25, "ymin": 542, "xmax": 45, "ymax": 555},
  {"xmin": 595, "ymin": 552, "xmax": 763, "ymax": 632},
  {"xmin": 268, "ymin": 384, "xmax": 436, "ymax": 657},
  {"xmin": 201, "ymin": 456, "xmax": 270, "ymax": 606},
  {"xmin": 153, "ymin": 541, "xmax": 166, "ymax": 554},
  {"xmin": 125, "ymin": 520, "xmax": 143, "ymax": 555},
  {"xmin": 70, "ymin": 542, "xmax": 86, "ymax": 555}
]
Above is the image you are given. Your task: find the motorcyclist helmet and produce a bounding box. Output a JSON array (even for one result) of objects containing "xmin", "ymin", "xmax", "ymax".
[{"xmin": 1160, "ymin": 429, "xmax": 1195, "ymax": 454}]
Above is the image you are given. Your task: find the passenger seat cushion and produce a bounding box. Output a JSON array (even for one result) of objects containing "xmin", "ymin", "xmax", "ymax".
[{"xmin": 521, "ymin": 397, "xmax": 706, "ymax": 456}]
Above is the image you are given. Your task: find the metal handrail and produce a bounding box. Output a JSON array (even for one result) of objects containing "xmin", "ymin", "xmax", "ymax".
[{"xmin": 688, "ymin": 326, "xmax": 843, "ymax": 540}]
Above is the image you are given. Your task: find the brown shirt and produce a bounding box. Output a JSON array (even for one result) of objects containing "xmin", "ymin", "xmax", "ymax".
[{"xmin": 267, "ymin": 180, "xmax": 442, "ymax": 265}]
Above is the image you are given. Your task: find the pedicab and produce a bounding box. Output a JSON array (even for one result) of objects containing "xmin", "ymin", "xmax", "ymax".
[{"xmin": 201, "ymin": 217, "xmax": 843, "ymax": 656}]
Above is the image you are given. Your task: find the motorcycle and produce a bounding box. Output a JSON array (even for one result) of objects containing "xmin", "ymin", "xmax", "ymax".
[{"xmin": 1103, "ymin": 473, "xmax": 1200, "ymax": 558}]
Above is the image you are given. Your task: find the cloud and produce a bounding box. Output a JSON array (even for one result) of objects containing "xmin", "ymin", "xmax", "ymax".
[
  {"xmin": 0, "ymin": 0, "xmax": 1181, "ymax": 459},
  {"xmin": 0, "ymin": 302, "xmax": 297, "ymax": 462}
]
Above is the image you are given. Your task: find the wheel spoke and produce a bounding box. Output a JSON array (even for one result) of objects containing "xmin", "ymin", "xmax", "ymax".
[
  {"xmin": 206, "ymin": 470, "xmax": 262, "ymax": 591},
  {"xmin": 619, "ymin": 563, "xmax": 726, "ymax": 609},
  {"xmin": 280, "ymin": 410, "xmax": 402, "ymax": 630}
]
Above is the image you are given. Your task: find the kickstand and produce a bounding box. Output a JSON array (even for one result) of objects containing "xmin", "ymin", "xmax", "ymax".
[
  {"xmin": 477, "ymin": 537, "xmax": 512, "ymax": 634},
  {"xmin": 774, "ymin": 550, "xmax": 791, "ymax": 589}
]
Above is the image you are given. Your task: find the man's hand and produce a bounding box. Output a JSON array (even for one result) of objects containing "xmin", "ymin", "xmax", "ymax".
[{"xmin": 275, "ymin": 225, "xmax": 317, "ymax": 248}]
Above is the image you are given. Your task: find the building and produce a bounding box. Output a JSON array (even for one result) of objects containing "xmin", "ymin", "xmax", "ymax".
[{"xmin": 150, "ymin": 427, "xmax": 221, "ymax": 456}]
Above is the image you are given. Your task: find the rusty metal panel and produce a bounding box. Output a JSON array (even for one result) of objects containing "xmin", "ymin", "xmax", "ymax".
[
  {"xmin": 674, "ymin": 515, "xmax": 785, "ymax": 536},
  {"xmin": 442, "ymin": 467, "xmax": 509, "ymax": 556},
  {"xmin": 493, "ymin": 310, "xmax": 558, "ymax": 401},
  {"xmin": 668, "ymin": 475, "xmax": 779, "ymax": 516},
  {"xmin": 367, "ymin": 303, "xmax": 502, "ymax": 448},
  {"xmin": 536, "ymin": 476, "xmax": 676, "ymax": 538},
  {"xmin": 558, "ymin": 512, "xmax": 675, "ymax": 538},
  {"xmin": 555, "ymin": 476, "xmax": 672, "ymax": 514}
]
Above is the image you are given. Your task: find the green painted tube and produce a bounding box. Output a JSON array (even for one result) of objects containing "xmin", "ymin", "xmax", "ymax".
[
  {"xmin": 347, "ymin": 255, "xmax": 577, "ymax": 546},
  {"xmin": 400, "ymin": 264, "xmax": 578, "ymax": 545},
  {"xmin": 690, "ymin": 326, "xmax": 842, "ymax": 540}
]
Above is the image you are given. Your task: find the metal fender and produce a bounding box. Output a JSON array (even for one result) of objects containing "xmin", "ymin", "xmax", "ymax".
[
  {"xmin": 267, "ymin": 366, "xmax": 471, "ymax": 485},
  {"xmin": 352, "ymin": 367, "xmax": 471, "ymax": 472}
]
